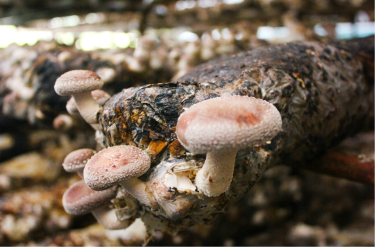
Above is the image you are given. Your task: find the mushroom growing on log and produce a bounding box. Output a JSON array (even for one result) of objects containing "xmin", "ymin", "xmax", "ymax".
[{"xmin": 57, "ymin": 36, "xmax": 374, "ymax": 234}]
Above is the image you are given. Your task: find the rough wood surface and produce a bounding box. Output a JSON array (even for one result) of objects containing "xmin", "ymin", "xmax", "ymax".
[{"xmin": 97, "ymin": 36, "xmax": 374, "ymax": 232}]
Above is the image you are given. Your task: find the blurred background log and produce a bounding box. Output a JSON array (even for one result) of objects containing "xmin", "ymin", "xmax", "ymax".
[{"xmin": 0, "ymin": 0, "xmax": 373, "ymax": 28}]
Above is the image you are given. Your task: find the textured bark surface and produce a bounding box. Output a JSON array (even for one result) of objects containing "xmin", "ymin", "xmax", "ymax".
[{"xmin": 97, "ymin": 36, "xmax": 374, "ymax": 232}]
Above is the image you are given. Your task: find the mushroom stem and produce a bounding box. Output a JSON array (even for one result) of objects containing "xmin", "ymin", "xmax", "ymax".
[
  {"xmin": 120, "ymin": 179, "xmax": 158, "ymax": 209},
  {"xmin": 73, "ymin": 91, "xmax": 101, "ymax": 130},
  {"xmin": 92, "ymin": 205, "xmax": 132, "ymax": 230},
  {"xmin": 55, "ymin": 70, "xmax": 104, "ymax": 129},
  {"xmin": 77, "ymin": 170, "xmax": 84, "ymax": 178},
  {"xmin": 195, "ymin": 149, "xmax": 237, "ymax": 197},
  {"xmin": 106, "ymin": 218, "xmax": 147, "ymax": 245}
]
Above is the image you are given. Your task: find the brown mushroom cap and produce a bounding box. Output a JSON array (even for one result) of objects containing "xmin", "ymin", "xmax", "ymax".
[
  {"xmin": 62, "ymin": 148, "xmax": 96, "ymax": 173},
  {"xmin": 84, "ymin": 145, "xmax": 151, "ymax": 191},
  {"xmin": 176, "ymin": 95, "xmax": 282, "ymax": 154},
  {"xmin": 62, "ymin": 180, "xmax": 117, "ymax": 215},
  {"xmin": 54, "ymin": 70, "xmax": 104, "ymax": 96}
]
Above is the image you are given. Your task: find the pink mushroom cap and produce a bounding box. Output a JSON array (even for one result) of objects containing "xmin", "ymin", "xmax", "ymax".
[
  {"xmin": 84, "ymin": 145, "xmax": 151, "ymax": 191},
  {"xmin": 62, "ymin": 148, "xmax": 96, "ymax": 173},
  {"xmin": 176, "ymin": 95, "xmax": 282, "ymax": 153},
  {"xmin": 62, "ymin": 180, "xmax": 117, "ymax": 215}
]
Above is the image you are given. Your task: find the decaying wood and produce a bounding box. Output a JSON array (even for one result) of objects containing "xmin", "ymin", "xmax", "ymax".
[{"xmin": 97, "ymin": 36, "xmax": 374, "ymax": 232}]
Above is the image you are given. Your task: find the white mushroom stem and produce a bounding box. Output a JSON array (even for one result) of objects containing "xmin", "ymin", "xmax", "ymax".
[
  {"xmin": 164, "ymin": 172, "xmax": 196, "ymax": 192},
  {"xmin": 55, "ymin": 70, "xmax": 104, "ymax": 128},
  {"xmin": 120, "ymin": 179, "xmax": 158, "ymax": 209},
  {"xmin": 73, "ymin": 91, "xmax": 101, "ymax": 130},
  {"xmin": 76, "ymin": 170, "xmax": 84, "ymax": 178},
  {"xmin": 118, "ymin": 218, "xmax": 147, "ymax": 243},
  {"xmin": 92, "ymin": 205, "xmax": 131, "ymax": 230},
  {"xmin": 195, "ymin": 149, "xmax": 237, "ymax": 197},
  {"xmin": 105, "ymin": 218, "xmax": 147, "ymax": 245}
]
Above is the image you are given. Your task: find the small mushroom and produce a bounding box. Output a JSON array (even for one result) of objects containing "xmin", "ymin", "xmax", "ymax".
[
  {"xmin": 62, "ymin": 180, "xmax": 130, "ymax": 229},
  {"xmin": 126, "ymin": 36, "xmax": 155, "ymax": 72},
  {"xmin": 84, "ymin": 145, "xmax": 157, "ymax": 209},
  {"xmin": 53, "ymin": 114, "xmax": 75, "ymax": 131},
  {"xmin": 176, "ymin": 95, "xmax": 282, "ymax": 197},
  {"xmin": 62, "ymin": 148, "xmax": 96, "ymax": 178},
  {"xmin": 2, "ymin": 92, "xmax": 28, "ymax": 118},
  {"xmin": 95, "ymin": 67, "xmax": 116, "ymax": 84},
  {"xmin": 91, "ymin": 89, "xmax": 111, "ymax": 106},
  {"xmin": 54, "ymin": 70, "xmax": 104, "ymax": 129},
  {"xmin": 66, "ymin": 97, "xmax": 79, "ymax": 116}
]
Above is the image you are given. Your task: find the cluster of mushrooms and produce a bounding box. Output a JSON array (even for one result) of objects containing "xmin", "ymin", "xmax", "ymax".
[{"xmin": 55, "ymin": 68, "xmax": 283, "ymax": 231}]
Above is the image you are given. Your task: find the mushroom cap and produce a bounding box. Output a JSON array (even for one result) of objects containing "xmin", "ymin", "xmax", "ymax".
[
  {"xmin": 63, "ymin": 148, "xmax": 96, "ymax": 173},
  {"xmin": 54, "ymin": 70, "xmax": 104, "ymax": 96},
  {"xmin": 176, "ymin": 95, "xmax": 282, "ymax": 154},
  {"xmin": 84, "ymin": 145, "xmax": 151, "ymax": 191},
  {"xmin": 91, "ymin": 89, "xmax": 110, "ymax": 106},
  {"xmin": 66, "ymin": 97, "xmax": 79, "ymax": 115},
  {"xmin": 53, "ymin": 114, "xmax": 74, "ymax": 131},
  {"xmin": 62, "ymin": 180, "xmax": 117, "ymax": 215}
]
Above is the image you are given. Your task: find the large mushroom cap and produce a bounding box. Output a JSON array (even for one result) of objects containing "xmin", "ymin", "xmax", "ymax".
[
  {"xmin": 62, "ymin": 180, "xmax": 117, "ymax": 215},
  {"xmin": 84, "ymin": 145, "xmax": 151, "ymax": 191},
  {"xmin": 54, "ymin": 70, "xmax": 104, "ymax": 96},
  {"xmin": 62, "ymin": 148, "xmax": 96, "ymax": 173},
  {"xmin": 176, "ymin": 95, "xmax": 282, "ymax": 153}
]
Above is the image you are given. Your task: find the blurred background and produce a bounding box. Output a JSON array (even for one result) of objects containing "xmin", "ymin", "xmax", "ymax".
[
  {"xmin": 0, "ymin": 0, "xmax": 374, "ymax": 49},
  {"xmin": 0, "ymin": 0, "xmax": 374, "ymax": 246}
]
